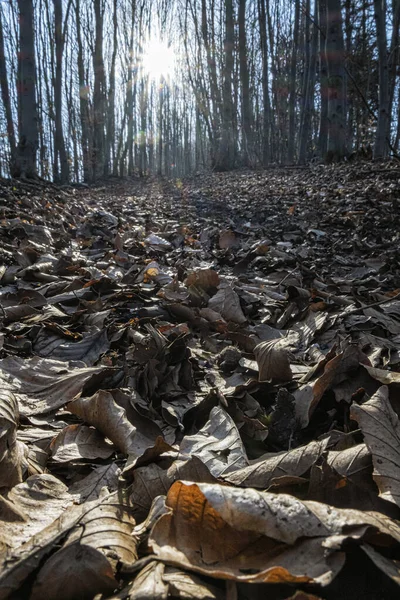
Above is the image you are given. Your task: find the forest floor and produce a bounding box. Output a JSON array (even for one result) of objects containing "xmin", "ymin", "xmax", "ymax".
[{"xmin": 1, "ymin": 162, "xmax": 400, "ymax": 599}]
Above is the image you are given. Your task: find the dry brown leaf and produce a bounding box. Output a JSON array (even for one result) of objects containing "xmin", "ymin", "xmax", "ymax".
[
  {"xmin": 68, "ymin": 463, "xmax": 121, "ymax": 503},
  {"xmin": 180, "ymin": 406, "xmax": 248, "ymax": 477},
  {"xmin": 361, "ymin": 364, "xmax": 400, "ymax": 384},
  {"xmin": 0, "ymin": 497, "xmax": 106, "ymax": 600},
  {"xmin": 208, "ymin": 286, "xmax": 246, "ymax": 324},
  {"xmin": 350, "ymin": 386, "xmax": 400, "ymax": 507},
  {"xmin": 149, "ymin": 481, "xmax": 400, "ymax": 585},
  {"xmin": 361, "ymin": 544, "xmax": 400, "ymax": 587},
  {"xmin": 254, "ymin": 339, "xmax": 293, "ymax": 382},
  {"xmin": 224, "ymin": 439, "xmax": 328, "ymax": 488},
  {"xmin": 327, "ymin": 443, "xmax": 371, "ymax": 478},
  {"xmin": 0, "ymin": 389, "xmax": 27, "ymax": 489},
  {"xmin": 33, "ymin": 328, "xmax": 109, "ymax": 366},
  {"xmin": 30, "ymin": 497, "xmax": 138, "ymax": 600},
  {"xmin": 185, "ymin": 269, "xmax": 220, "ymax": 289},
  {"xmin": 49, "ymin": 424, "xmax": 115, "ymax": 462},
  {"xmin": 0, "ymin": 356, "xmax": 111, "ymax": 416},
  {"xmin": 0, "ymin": 474, "xmax": 72, "ymax": 551},
  {"xmin": 219, "ymin": 230, "xmax": 237, "ymax": 250},
  {"xmin": 130, "ymin": 457, "xmax": 216, "ymax": 523},
  {"xmin": 67, "ymin": 389, "xmax": 153, "ymax": 457}
]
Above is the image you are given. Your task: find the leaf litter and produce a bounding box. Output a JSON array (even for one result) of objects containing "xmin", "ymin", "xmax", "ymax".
[{"xmin": 0, "ymin": 163, "xmax": 400, "ymax": 599}]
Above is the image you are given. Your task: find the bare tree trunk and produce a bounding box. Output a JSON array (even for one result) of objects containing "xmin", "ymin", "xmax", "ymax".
[
  {"xmin": 76, "ymin": 0, "xmax": 91, "ymax": 182},
  {"xmin": 53, "ymin": 0, "xmax": 69, "ymax": 183},
  {"xmin": 299, "ymin": 0, "xmax": 318, "ymax": 164},
  {"xmin": 201, "ymin": 0, "xmax": 221, "ymax": 157},
  {"xmin": 215, "ymin": 0, "xmax": 235, "ymax": 171},
  {"xmin": 325, "ymin": 0, "xmax": 347, "ymax": 162},
  {"xmin": 14, "ymin": 0, "xmax": 39, "ymax": 178},
  {"xmin": 388, "ymin": 0, "xmax": 400, "ymax": 123},
  {"xmin": 318, "ymin": 0, "xmax": 329, "ymax": 157},
  {"xmin": 288, "ymin": 0, "xmax": 300, "ymax": 163},
  {"xmin": 238, "ymin": 0, "xmax": 252, "ymax": 165},
  {"xmin": 93, "ymin": 0, "xmax": 106, "ymax": 180},
  {"xmin": 373, "ymin": 0, "xmax": 390, "ymax": 159},
  {"xmin": 0, "ymin": 8, "xmax": 16, "ymax": 172},
  {"xmin": 257, "ymin": 0, "xmax": 270, "ymax": 165},
  {"xmin": 105, "ymin": 0, "xmax": 118, "ymax": 177}
]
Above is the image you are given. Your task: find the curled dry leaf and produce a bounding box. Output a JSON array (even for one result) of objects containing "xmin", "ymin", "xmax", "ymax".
[
  {"xmin": 327, "ymin": 443, "xmax": 371, "ymax": 478},
  {"xmin": 67, "ymin": 390, "xmax": 139, "ymax": 455},
  {"xmin": 185, "ymin": 269, "xmax": 220, "ymax": 290},
  {"xmin": 68, "ymin": 463, "xmax": 121, "ymax": 504},
  {"xmin": 0, "ymin": 474, "xmax": 73, "ymax": 551},
  {"xmin": 351, "ymin": 386, "xmax": 400, "ymax": 508},
  {"xmin": 219, "ymin": 230, "xmax": 237, "ymax": 250},
  {"xmin": 49, "ymin": 424, "xmax": 115, "ymax": 462},
  {"xmin": 224, "ymin": 439, "xmax": 328, "ymax": 489},
  {"xmin": 0, "ymin": 356, "xmax": 111, "ymax": 416},
  {"xmin": 208, "ymin": 286, "xmax": 246, "ymax": 324},
  {"xmin": 361, "ymin": 544, "xmax": 400, "ymax": 588},
  {"xmin": 0, "ymin": 389, "xmax": 26, "ymax": 489},
  {"xmin": 254, "ymin": 339, "xmax": 293, "ymax": 382},
  {"xmin": 33, "ymin": 329, "xmax": 109, "ymax": 366},
  {"xmin": 30, "ymin": 497, "xmax": 138, "ymax": 600},
  {"xmin": 361, "ymin": 364, "xmax": 400, "ymax": 385},
  {"xmin": 129, "ymin": 456, "xmax": 216, "ymax": 523},
  {"xmin": 180, "ymin": 406, "xmax": 248, "ymax": 477},
  {"xmin": 149, "ymin": 481, "xmax": 400, "ymax": 585},
  {"xmin": 0, "ymin": 498, "xmax": 105, "ymax": 599}
]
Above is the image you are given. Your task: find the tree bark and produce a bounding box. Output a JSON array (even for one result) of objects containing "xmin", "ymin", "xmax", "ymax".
[
  {"xmin": 288, "ymin": 0, "xmax": 300, "ymax": 163},
  {"xmin": 93, "ymin": 0, "xmax": 106, "ymax": 180},
  {"xmin": 14, "ymin": 0, "xmax": 39, "ymax": 178},
  {"xmin": 373, "ymin": 0, "xmax": 390, "ymax": 159},
  {"xmin": 0, "ymin": 8, "xmax": 16, "ymax": 171},
  {"xmin": 215, "ymin": 0, "xmax": 235, "ymax": 171},
  {"xmin": 325, "ymin": 0, "xmax": 347, "ymax": 162},
  {"xmin": 238, "ymin": 0, "xmax": 252, "ymax": 165},
  {"xmin": 53, "ymin": 0, "xmax": 69, "ymax": 183}
]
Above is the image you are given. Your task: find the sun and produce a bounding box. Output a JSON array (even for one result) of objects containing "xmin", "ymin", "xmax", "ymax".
[{"xmin": 142, "ymin": 39, "xmax": 175, "ymax": 81}]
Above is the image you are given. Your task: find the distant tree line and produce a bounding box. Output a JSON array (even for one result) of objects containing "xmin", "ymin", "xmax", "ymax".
[{"xmin": 0, "ymin": 0, "xmax": 399, "ymax": 182}]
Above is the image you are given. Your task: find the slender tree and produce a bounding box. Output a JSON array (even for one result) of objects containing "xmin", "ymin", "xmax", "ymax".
[
  {"xmin": 373, "ymin": 0, "xmax": 390, "ymax": 158},
  {"xmin": 325, "ymin": 0, "xmax": 347, "ymax": 161},
  {"xmin": 13, "ymin": 0, "xmax": 39, "ymax": 177}
]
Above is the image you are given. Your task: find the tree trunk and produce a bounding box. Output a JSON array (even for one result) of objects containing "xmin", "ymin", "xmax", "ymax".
[
  {"xmin": 14, "ymin": 0, "xmax": 39, "ymax": 178},
  {"xmin": 257, "ymin": 0, "xmax": 270, "ymax": 165},
  {"xmin": 318, "ymin": 0, "xmax": 329, "ymax": 157},
  {"xmin": 373, "ymin": 0, "xmax": 390, "ymax": 159},
  {"xmin": 238, "ymin": 0, "xmax": 252, "ymax": 165},
  {"xmin": 105, "ymin": 0, "xmax": 118, "ymax": 177},
  {"xmin": 288, "ymin": 0, "xmax": 300, "ymax": 163},
  {"xmin": 298, "ymin": 0, "xmax": 318, "ymax": 164},
  {"xmin": 325, "ymin": 0, "xmax": 346, "ymax": 162},
  {"xmin": 93, "ymin": 0, "xmax": 106, "ymax": 180},
  {"xmin": 75, "ymin": 0, "xmax": 91, "ymax": 182},
  {"xmin": 215, "ymin": 0, "xmax": 235, "ymax": 171},
  {"xmin": 0, "ymin": 8, "xmax": 16, "ymax": 172},
  {"xmin": 53, "ymin": 0, "xmax": 69, "ymax": 183}
]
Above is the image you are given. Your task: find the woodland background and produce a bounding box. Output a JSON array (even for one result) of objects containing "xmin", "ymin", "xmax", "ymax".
[{"xmin": 0, "ymin": 0, "xmax": 399, "ymax": 183}]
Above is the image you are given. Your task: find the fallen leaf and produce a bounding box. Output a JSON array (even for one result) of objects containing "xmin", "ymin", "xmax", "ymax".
[
  {"xmin": 149, "ymin": 481, "xmax": 400, "ymax": 584},
  {"xmin": 180, "ymin": 406, "xmax": 248, "ymax": 477},
  {"xmin": 0, "ymin": 389, "xmax": 26, "ymax": 488},
  {"xmin": 49, "ymin": 424, "xmax": 115, "ymax": 462},
  {"xmin": 67, "ymin": 389, "xmax": 153, "ymax": 456},
  {"xmin": 208, "ymin": 286, "xmax": 246, "ymax": 324},
  {"xmin": 0, "ymin": 356, "xmax": 111, "ymax": 416},
  {"xmin": 224, "ymin": 440, "xmax": 328, "ymax": 488},
  {"xmin": 254, "ymin": 338, "xmax": 293, "ymax": 382},
  {"xmin": 351, "ymin": 386, "xmax": 400, "ymax": 508}
]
